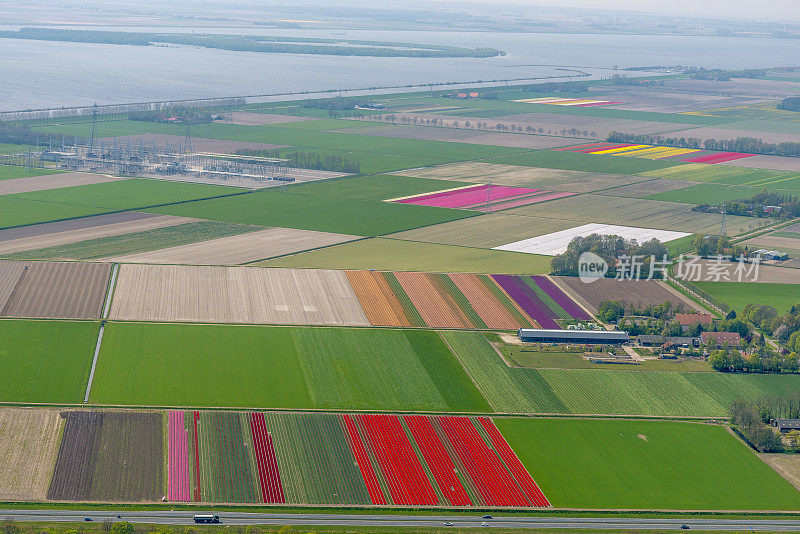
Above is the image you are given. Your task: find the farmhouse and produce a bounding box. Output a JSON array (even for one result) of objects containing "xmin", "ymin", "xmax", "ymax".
[
  {"xmin": 774, "ymin": 419, "xmax": 800, "ymax": 433},
  {"xmin": 675, "ymin": 313, "xmax": 713, "ymax": 333},
  {"xmin": 518, "ymin": 329, "xmax": 629, "ymax": 345},
  {"xmin": 701, "ymin": 331, "xmax": 741, "ymax": 346},
  {"xmin": 752, "ymin": 249, "xmax": 790, "ymax": 261}
]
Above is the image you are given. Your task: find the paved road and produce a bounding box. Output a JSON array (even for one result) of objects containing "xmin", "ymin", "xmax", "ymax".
[{"xmin": 3, "ymin": 510, "xmax": 800, "ymax": 531}]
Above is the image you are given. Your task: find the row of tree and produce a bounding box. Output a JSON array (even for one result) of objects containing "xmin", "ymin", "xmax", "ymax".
[
  {"xmin": 777, "ymin": 96, "xmax": 800, "ymax": 112},
  {"xmin": 235, "ymin": 149, "xmax": 361, "ymax": 173},
  {"xmin": 730, "ymin": 399, "xmax": 785, "ymax": 452},
  {"xmin": 709, "ymin": 347, "xmax": 799, "ymax": 373},
  {"xmin": 128, "ymin": 107, "xmax": 215, "ymax": 124},
  {"xmin": 607, "ymin": 131, "xmax": 800, "ymax": 158},
  {"xmin": 550, "ymin": 234, "xmax": 668, "ymax": 279}
]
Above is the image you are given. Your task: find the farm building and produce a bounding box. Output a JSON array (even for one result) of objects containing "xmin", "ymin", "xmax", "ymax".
[
  {"xmin": 774, "ymin": 419, "xmax": 800, "ymax": 433},
  {"xmin": 701, "ymin": 331, "xmax": 741, "ymax": 346},
  {"xmin": 675, "ymin": 313, "xmax": 713, "ymax": 333},
  {"xmin": 518, "ymin": 329, "xmax": 629, "ymax": 345},
  {"xmin": 751, "ymin": 249, "xmax": 790, "ymax": 261}
]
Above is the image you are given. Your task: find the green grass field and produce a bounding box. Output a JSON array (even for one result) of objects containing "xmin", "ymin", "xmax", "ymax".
[
  {"xmin": 0, "ymin": 164, "xmax": 63, "ymax": 181},
  {"xmin": 495, "ymin": 150, "xmax": 681, "ymax": 174},
  {"xmin": 255, "ymin": 237, "xmax": 552, "ymax": 274},
  {"xmin": 498, "ymin": 418, "xmax": 800, "ymax": 510},
  {"xmin": 151, "ymin": 188, "xmax": 474, "ymax": 236},
  {"xmin": 0, "ymin": 179, "xmax": 235, "ymax": 229},
  {"xmin": 503, "ymin": 347, "xmax": 711, "ymax": 371},
  {"xmin": 647, "ymin": 182, "xmax": 773, "ymax": 204},
  {"xmin": 444, "ymin": 331, "xmax": 800, "ymax": 416},
  {"xmin": 4, "ymin": 221, "xmax": 264, "ymax": 260},
  {"xmin": 642, "ymin": 163, "xmax": 800, "ymax": 191},
  {"xmin": 34, "ymin": 118, "xmax": 524, "ymax": 174},
  {"xmin": 92, "ymin": 323, "xmax": 490, "ymax": 412},
  {"xmin": 288, "ymin": 174, "xmax": 472, "ymax": 201},
  {"xmin": 691, "ymin": 281, "xmax": 800, "ymax": 314},
  {"xmin": 0, "ymin": 319, "xmax": 97, "ymax": 403}
]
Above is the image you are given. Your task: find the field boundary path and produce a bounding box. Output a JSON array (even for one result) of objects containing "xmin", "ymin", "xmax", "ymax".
[
  {"xmin": 102, "ymin": 264, "xmax": 119, "ymax": 319},
  {"xmin": 84, "ymin": 323, "xmax": 105, "ymax": 404}
]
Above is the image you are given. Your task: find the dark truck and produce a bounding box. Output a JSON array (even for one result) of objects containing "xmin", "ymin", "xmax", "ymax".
[{"xmin": 193, "ymin": 515, "xmax": 220, "ymax": 524}]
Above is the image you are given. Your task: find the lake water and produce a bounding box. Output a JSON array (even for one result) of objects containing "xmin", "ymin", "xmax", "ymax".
[{"xmin": 1, "ymin": 27, "xmax": 799, "ymax": 111}]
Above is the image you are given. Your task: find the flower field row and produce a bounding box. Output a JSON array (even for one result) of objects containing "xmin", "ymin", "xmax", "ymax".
[
  {"xmin": 492, "ymin": 275, "xmax": 589, "ymax": 328},
  {"xmin": 387, "ymin": 184, "xmax": 575, "ymax": 211},
  {"xmin": 556, "ymin": 142, "xmax": 754, "ymax": 164},
  {"xmin": 164, "ymin": 411, "xmax": 548, "ymax": 507},
  {"xmin": 346, "ymin": 270, "xmax": 537, "ymax": 330}
]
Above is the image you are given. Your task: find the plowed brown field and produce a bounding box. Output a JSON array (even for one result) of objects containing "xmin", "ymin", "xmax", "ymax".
[
  {"xmin": 48, "ymin": 411, "xmax": 103, "ymax": 500},
  {"xmin": 394, "ymin": 271, "xmax": 472, "ymax": 328},
  {"xmin": 1, "ymin": 261, "xmax": 111, "ymax": 319},
  {"xmin": 0, "ymin": 172, "xmax": 123, "ymax": 196},
  {"xmin": 0, "ymin": 260, "xmax": 26, "ymax": 309},
  {"xmin": 0, "ymin": 409, "xmax": 62, "ymax": 501},
  {"xmin": 110, "ymin": 264, "xmax": 369, "ymax": 326},
  {"xmin": 345, "ymin": 270, "xmax": 411, "ymax": 327},
  {"xmin": 554, "ymin": 276, "xmax": 703, "ymax": 314},
  {"xmin": 89, "ymin": 412, "xmax": 163, "ymax": 502},
  {"xmin": 449, "ymin": 273, "xmax": 524, "ymax": 330}
]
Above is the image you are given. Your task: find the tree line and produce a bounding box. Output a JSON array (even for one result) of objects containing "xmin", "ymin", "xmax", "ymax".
[
  {"xmin": 778, "ymin": 96, "xmax": 800, "ymax": 112},
  {"xmin": 236, "ymin": 149, "xmax": 361, "ymax": 173},
  {"xmin": 730, "ymin": 392, "xmax": 800, "ymax": 453},
  {"xmin": 607, "ymin": 131, "xmax": 800, "ymax": 158},
  {"xmin": 550, "ymin": 234, "xmax": 668, "ymax": 279}
]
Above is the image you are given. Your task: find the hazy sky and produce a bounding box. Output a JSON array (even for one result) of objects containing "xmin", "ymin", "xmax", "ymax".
[{"xmin": 497, "ymin": 0, "xmax": 798, "ymax": 20}]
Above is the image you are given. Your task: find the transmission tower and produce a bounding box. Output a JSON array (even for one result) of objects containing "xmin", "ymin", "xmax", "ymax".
[
  {"xmin": 89, "ymin": 103, "xmax": 98, "ymax": 154},
  {"xmin": 184, "ymin": 122, "xmax": 193, "ymax": 154},
  {"xmin": 485, "ymin": 180, "xmax": 494, "ymax": 214},
  {"xmin": 720, "ymin": 201, "xmax": 727, "ymax": 237}
]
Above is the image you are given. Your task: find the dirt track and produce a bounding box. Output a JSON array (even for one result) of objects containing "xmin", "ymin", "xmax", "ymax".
[
  {"xmin": 106, "ymin": 227, "xmax": 359, "ymax": 265},
  {"xmin": 0, "ymin": 408, "xmax": 62, "ymax": 501},
  {"xmin": 110, "ymin": 264, "xmax": 369, "ymax": 326},
  {"xmin": 1, "ymin": 261, "xmax": 111, "ymax": 319}
]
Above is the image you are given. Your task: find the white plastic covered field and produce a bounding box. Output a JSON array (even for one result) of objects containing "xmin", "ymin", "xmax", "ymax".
[{"xmin": 493, "ymin": 223, "xmax": 690, "ymax": 256}]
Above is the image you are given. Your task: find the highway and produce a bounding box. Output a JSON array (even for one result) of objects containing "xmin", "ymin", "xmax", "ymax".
[{"xmin": 3, "ymin": 510, "xmax": 800, "ymax": 531}]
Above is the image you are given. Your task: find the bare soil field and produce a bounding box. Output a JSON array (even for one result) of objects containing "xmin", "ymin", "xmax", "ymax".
[
  {"xmin": 662, "ymin": 78, "xmax": 800, "ymax": 96},
  {"xmin": 395, "ymin": 271, "xmax": 472, "ymax": 328},
  {"xmin": 110, "ymin": 264, "xmax": 369, "ymax": 326},
  {"xmin": 89, "ymin": 412, "xmax": 163, "ymax": 502},
  {"xmin": 345, "ymin": 270, "xmax": 411, "ymax": 327},
  {"xmin": 592, "ymin": 88, "xmax": 769, "ymax": 113},
  {"xmin": 389, "ymin": 213, "xmax": 577, "ymax": 249},
  {"xmin": 100, "ymin": 134, "xmax": 287, "ymax": 153},
  {"xmin": 1, "ymin": 261, "xmax": 111, "ymax": 319},
  {"xmin": 343, "ymin": 124, "xmax": 577, "ymax": 149},
  {"xmin": 223, "ymin": 112, "xmax": 315, "ymax": 126},
  {"xmin": 675, "ymin": 259, "xmax": 800, "ymax": 284},
  {"xmin": 760, "ymin": 454, "xmax": 800, "ymax": 492},
  {"xmin": 0, "ymin": 172, "xmax": 124, "ymax": 196},
  {"xmin": 0, "ymin": 213, "xmax": 197, "ymax": 255},
  {"xmin": 0, "ymin": 260, "xmax": 27, "ymax": 309},
  {"xmin": 553, "ymin": 276, "xmax": 704, "ymax": 314},
  {"xmin": 0, "ymin": 408, "xmax": 62, "ymax": 501},
  {"xmin": 741, "ymin": 235, "xmax": 800, "ymax": 255},
  {"xmin": 721, "ymin": 155, "xmax": 800, "ymax": 172},
  {"xmin": 506, "ymin": 194, "xmax": 771, "ymax": 236},
  {"xmin": 48, "ymin": 411, "xmax": 103, "ymax": 501},
  {"xmin": 381, "ymin": 111, "xmax": 697, "ymax": 138},
  {"xmin": 394, "ymin": 162, "xmax": 645, "ymax": 193},
  {"xmin": 599, "ymin": 178, "xmax": 699, "ymax": 198},
  {"xmin": 106, "ymin": 227, "xmax": 360, "ymax": 265}
]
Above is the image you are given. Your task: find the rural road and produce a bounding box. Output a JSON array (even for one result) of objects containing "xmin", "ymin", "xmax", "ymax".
[{"xmin": 3, "ymin": 510, "xmax": 800, "ymax": 531}]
